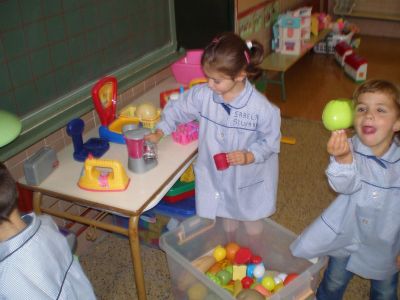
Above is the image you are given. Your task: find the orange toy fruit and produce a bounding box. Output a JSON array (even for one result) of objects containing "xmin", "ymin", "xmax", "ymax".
[
  {"xmin": 225, "ymin": 242, "xmax": 241, "ymax": 261},
  {"xmin": 208, "ymin": 261, "xmax": 223, "ymax": 274}
]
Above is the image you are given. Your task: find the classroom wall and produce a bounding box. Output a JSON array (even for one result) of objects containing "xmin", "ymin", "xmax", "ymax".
[{"xmin": 327, "ymin": 0, "xmax": 400, "ymax": 38}]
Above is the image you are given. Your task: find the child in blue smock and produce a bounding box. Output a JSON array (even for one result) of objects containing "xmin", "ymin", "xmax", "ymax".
[
  {"xmin": 0, "ymin": 163, "xmax": 96, "ymax": 299},
  {"xmin": 290, "ymin": 80, "xmax": 400, "ymax": 300},
  {"xmin": 146, "ymin": 33, "xmax": 281, "ymax": 229}
]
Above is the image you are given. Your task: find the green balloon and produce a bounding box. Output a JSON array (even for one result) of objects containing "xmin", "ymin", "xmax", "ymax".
[{"xmin": 0, "ymin": 110, "xmax": 21, "ymax": 147}]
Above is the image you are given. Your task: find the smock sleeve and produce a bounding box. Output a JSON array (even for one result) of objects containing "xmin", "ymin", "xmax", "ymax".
[
  {"xmin": 157, "ymin": 85, "xmax": 204, "ymax": 135},
  {"xmin": 247, "ymin": 103, "xmax": 281, "ymax": 163},
  {"xmin": 326, "ymin": 156, "xmax": 362, "ymax": 194}
]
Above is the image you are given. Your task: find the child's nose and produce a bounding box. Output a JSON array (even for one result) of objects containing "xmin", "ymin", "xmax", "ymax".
[{"xmin": 365, "ymin": 111, "xmax": 374, "ymax": 119}]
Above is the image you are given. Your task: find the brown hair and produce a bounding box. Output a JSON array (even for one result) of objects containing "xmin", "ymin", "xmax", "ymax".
[
  {"xmin": 353, "ymin": 79, "xmax": 400, "ymax": 107},
  {"xmin": 353, "ymin": 79, "xmax": 400, "ymax": 140},
  {"xmin": 201, "ymin": 32, "xmax": 265, "ymax": 81},
  {"xmin": 0, "ymin": 162, "xmax": 18, "ymax": 223}
]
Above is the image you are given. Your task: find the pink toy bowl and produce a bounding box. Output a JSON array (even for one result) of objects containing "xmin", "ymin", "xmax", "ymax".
[{"xmin": 171, "ymin": 50, "xmax": 205, "ymax": 85}]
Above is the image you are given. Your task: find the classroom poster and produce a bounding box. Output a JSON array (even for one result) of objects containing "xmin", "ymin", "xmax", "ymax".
[{"xmin": 235, "ymin": 0, "xmax": 280, "ymax": 53}]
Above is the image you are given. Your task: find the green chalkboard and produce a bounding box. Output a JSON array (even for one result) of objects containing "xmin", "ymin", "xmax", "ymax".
[{"xmin": 0, "ymin": 0, "xmax": 180, "ymax": 161}]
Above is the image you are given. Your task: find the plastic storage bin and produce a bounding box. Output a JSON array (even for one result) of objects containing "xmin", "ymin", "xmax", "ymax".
[
  {"xmin": 160, "ymin": 216, "xmax": 327, "ymax": 299},
  {"xmin": 171, "ymin": 50, "xmax": 205, "ymax": 85}
]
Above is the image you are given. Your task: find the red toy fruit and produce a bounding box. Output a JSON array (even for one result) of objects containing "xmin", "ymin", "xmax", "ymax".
[
  {"xmin": 250, "ymin": 255, "xmax": 262, "ymax": 264},
  {"xmin": 241, "ymin": 276, "xmax": 254, "ymax": 289},
  {"xmin": 283, "ymin": 273, "xmax": 299, "ymax": 285},
  {"xmin": 234, "ymin": 247, "xmax": 252, "ymax": 264}
]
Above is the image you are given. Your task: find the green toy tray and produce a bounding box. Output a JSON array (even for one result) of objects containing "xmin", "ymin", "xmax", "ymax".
[{"xmin": 166, "ymin": 180, "xmax": 195, "ymax": 196}]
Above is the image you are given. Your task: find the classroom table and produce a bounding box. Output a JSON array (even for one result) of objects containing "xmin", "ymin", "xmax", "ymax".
[
  {"xmin": 18, "ymin": 79, "xmax": 198, "ymax": 300},
  {"xmin": 260, "ymin": 29, "xmax": 331, "ymax": 101}
]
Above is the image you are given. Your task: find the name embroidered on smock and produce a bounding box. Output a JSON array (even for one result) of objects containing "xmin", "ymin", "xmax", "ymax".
[{"xmin": 230, "ymin": 111, "xmax": 258, "ymax": 129}]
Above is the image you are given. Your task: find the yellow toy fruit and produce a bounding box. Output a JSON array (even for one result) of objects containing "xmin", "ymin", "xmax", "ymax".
[
  {"xmin": 135, "ymin": 103, "xmax": 157, "ymax": 120},
  {"xmin": 213, "ymin": 245, "xmax": 227, "ymax": 262},
  {"xmin": 273, "ymin": 282, "xmax": 285, "ymax": 293},
  {"xmin": 261, "ymin": 276, "xmax": 276, "ymax": 291}
]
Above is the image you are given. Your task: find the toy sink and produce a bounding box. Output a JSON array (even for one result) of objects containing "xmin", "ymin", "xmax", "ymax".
[{"xmin": 108, "ymin": 117, "xmax": 139, "ymax": 134}]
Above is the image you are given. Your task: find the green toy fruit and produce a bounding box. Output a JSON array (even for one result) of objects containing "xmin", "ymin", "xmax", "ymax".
[{"xmin": 322, "ymin": 99, "xmax": 354, "ymax": 131}]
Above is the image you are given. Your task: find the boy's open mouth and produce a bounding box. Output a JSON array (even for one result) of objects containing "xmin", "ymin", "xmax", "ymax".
[{"xmin": 362, "ymin": 126, "xmax": 376, "ymax": 134}]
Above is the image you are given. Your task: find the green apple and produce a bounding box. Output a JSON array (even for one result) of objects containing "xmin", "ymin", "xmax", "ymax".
[{"xmin": 322, "ymin": 99, "xmax": 354, "ymax": 131}]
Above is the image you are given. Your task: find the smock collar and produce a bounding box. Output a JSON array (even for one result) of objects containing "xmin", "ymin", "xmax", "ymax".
[
  {"xmin": 212, "ymin": 79, "xmax": 253, "ymax": 110},
  {"xmin": 352, "ymin": 135, "xmax": 400, "ymax": 167},
  {"xmin": 0, "ymin": 213, "xmax": 39, "ymax": 262}
]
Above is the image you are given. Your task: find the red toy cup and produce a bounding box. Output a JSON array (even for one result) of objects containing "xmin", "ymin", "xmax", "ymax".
[{"xmin": 213, "ymin": 153, "xmax": 229, "ymax": 171}]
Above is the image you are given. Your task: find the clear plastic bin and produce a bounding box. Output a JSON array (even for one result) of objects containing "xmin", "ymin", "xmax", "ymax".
[{"xmin": 159, "ymin": 216, "xmax": 327, "ymax": 299}]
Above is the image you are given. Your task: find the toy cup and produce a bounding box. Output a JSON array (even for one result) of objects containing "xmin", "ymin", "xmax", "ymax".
[{"xmin": 214, "ymin": 153, "xmax": 229, "ymax": 171}]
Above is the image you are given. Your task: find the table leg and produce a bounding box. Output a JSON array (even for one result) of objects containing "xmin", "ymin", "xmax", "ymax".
[
  {"xmin": 280, "ymin": 71, "xmax": 286, "ymax": 101},
  {"xmin": 32, "ymin": 191, "xmax": 43, "ymax": 214},
  {"xmin": 128, "ymin": 215, "xmax": 147, "ymax": 300}
]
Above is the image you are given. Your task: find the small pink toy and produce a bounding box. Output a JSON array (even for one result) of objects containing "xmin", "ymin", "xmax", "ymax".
[{"xmin": 171, "ymin": 121, "xmax": 199, "ymax": 145}]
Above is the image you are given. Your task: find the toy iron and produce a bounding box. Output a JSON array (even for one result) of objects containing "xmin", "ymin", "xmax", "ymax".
[{"xmin": 78, "ymin": 155, "xmax": 130, "ymax": 191}]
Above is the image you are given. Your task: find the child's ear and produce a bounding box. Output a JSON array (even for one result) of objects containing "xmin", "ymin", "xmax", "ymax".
[
  {"xmin": 234, "ymin": 70, "xmax": 247, "ymax": 82},
  {"xmin": 393, "ymin": 118, "xmax": 400, "ymax": 132}
]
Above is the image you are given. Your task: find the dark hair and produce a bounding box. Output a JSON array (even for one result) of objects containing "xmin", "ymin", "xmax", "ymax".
[
  {"xmin": 201, "ymin": 32, "xmax": 265, "ymax": 81},
  {"xmin": 0, "ymin": 163, "xmax": 18, "ymax": 223},
  {"xmin": 353, "ymin": 79, "xmax": 400, "ymax": 140}
]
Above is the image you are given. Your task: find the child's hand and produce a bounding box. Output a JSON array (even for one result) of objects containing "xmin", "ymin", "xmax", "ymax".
[
  {"xmin": 327, "ymin": 130, "xmax": 352, "ymax": 164},
  {"xmin": 227, "ymin": 151, "xmax": 254, "ymax": 166},
  {"xmin": 145, "ymin": 129, "xmax": 164, "ymax": 144}
]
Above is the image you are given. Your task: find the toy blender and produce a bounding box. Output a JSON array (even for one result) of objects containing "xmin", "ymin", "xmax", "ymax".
[{"xmin": 123, "ymin": 127, "xmax": 157, "ymax": 173}]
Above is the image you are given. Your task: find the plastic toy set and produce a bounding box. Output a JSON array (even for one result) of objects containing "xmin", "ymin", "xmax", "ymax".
[
  {"xmin": 333, "ymin": 41, "xmax": 368, "ymax": 82},
  {"xmin": 272, "ymin": 7, "xmax": 312, "ymax": 55},
  {"xmin": 313, "ymin": 17, "xmax": 359, "ymax": 54},
  {"xmin": 313, "ymin": 31, "xmax": 354, "ymax": 54}
]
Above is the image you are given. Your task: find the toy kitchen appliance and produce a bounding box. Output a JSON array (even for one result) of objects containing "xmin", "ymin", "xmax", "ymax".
[{"xmin": 123, "ymin": 127, "xmax": 157, "ymax": 173}]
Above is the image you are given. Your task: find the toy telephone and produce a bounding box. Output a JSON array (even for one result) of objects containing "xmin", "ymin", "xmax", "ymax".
[{"xmin": 78, "ymin": 156, "xmax": 130, "ymax": 191}]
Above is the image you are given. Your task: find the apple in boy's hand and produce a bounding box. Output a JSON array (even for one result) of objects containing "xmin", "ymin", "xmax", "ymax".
[{"xmin": 322, "ymin": 99, "xmax": 354, "ymax": 131}]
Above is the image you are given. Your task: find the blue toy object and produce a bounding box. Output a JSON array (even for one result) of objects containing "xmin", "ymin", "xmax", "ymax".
[
  {"xmin": 66, "ymin": 118, "xmax": 110, "ymax": 161},
  {"xmin": 99, "ymin": 125, "xmax": 126, "ymax": 144}
]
